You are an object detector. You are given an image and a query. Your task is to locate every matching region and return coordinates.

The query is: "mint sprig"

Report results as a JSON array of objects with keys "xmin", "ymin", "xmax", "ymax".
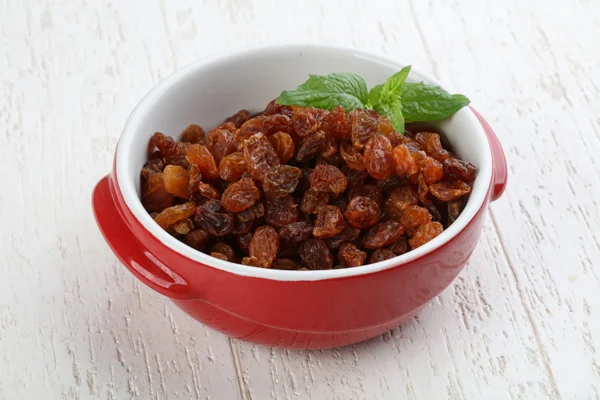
[{"xmin": 277, "ymin": 65, "xmax": 470, "ymax": 134}]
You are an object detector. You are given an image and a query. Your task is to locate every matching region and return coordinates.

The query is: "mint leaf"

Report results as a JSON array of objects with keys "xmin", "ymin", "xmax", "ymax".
[
  {"xmin": 277, "ymin": 72, "xmax": 368, "ymax": 110},
  {"xmin": 400, "ymin": 82, "xmax": 470, "ymax": 123},
  {"xmin": 379, "ymin": 65, "xmax": 411, "ymax": 105},
  {"xmin": 379, "ymin": 98, "xmax": 405, "ymax": 134},
  {"xmin": 368, "ymin": 84, "xmax": 384, "ymax": 110}
]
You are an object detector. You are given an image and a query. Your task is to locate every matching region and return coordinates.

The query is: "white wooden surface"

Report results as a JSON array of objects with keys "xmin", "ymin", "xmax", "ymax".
[{"xmin": 1, "ymin": 0, "xmax": 599, "ymax": 398}]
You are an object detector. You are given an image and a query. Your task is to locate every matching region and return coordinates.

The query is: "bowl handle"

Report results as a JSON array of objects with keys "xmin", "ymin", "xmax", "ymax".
[
  {"xmin": 92, "ymin": 175, "xmax": 191, "ymax": 299},
  {"xmin": 470, "ymin": 107, "xmax": 508, "ymax": 201}
]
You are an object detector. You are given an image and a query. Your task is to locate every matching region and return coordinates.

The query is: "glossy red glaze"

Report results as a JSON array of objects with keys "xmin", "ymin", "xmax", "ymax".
[{"xmin": 92, "ymin": 110, "xmax": 506, "ymax": 349}]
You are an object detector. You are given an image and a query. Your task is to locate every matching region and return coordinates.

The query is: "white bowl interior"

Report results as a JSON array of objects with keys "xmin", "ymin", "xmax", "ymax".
[{"xmin": 117, "ymin": 44, "xmax": 492, "ymax": 281}]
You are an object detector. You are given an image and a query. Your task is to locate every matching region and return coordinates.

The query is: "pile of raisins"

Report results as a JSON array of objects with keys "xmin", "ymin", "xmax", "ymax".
[{"xmin": 140, "ymin": 100, "xmax": 476, "ymax": 270}]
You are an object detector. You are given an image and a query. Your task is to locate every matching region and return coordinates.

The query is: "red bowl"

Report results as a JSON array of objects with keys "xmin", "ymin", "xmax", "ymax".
[{"xmin": 92, "ymin": 45, "xmax": 507, "ymax": 349}]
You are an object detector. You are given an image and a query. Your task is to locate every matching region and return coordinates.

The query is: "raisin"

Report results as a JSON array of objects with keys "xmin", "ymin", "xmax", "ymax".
[
  {"xmin": 187, "ymin": 164, "xmax": 202, "ymax": 200},
  {"xmin": 210, "ymin": 242, "xmax": 236, "ymax": 262},
  {"xmin": 393, "ymin": 145, "xmax": 418, "ymax": 178},
  {"xmin": 167, "ymin": 218, "xmax": 194, "ymax": 236},
  {"xmin": 350, "ymin": 109, "xmax": 378, "ymax": 150},
  {"xmin": 210, "ymin": 252, "xmax": 228, "ymax": 261},
  {"xmin": 431, "ymin": 149, "xmax": 451, "ymax": 163},
  {"xmin": 429, "ymin": 180, "xmax": 472, "ymax": 202},
  {"xmin": 272, "ymin": 258, "xmax": 300, "ymax": 270},
  {"xmin": 294, "ymin": 167, "xmax": 313, "ymax": 195},
  {"xmin": 250, "ymin": 201, "xmax": 265, "ymax": 219},
  {"xmin": 239, "ymin": 114, "xmax": 290, "ymax": 137},
  {"xmin": 236, "ymin": 232, "xmax": 253, "ymax": 254},
  {"xmin": 415, "ymin": 132, "xmax": 443, "ymax": 155},
  {"xmin": 401, "ymin": 136, "xmax": 422, "ymax": 153},
  {"xmin": 241, "ymin": 256, "xmax": 263, "ymax": 268},
  {"xmin": 296, "ymin": 130, "xmax": 326, "ymax": 161},
  {"xmin": 369, "ymin": 248, "xmax": 396, "ymax": 263},
  {"xmin": 243, "ymin": 132, "xmax": 280, "ymax": 180},
  {"xmin": 221, "ymin": 178, "xmax": 260, "ymax": 212},
  {"xmin": 150, "ymin": 132, "xmax": 190, "ymax": 168},
  {"xmin": 412, "ymin": 150, "xmax": 428, "ymax": 173},
  {"xmin": 409, "ymin": 222, "xmax": 444, "ymax": 249},
  {"xmin": 194, "ymin": 200, "xmax": 234, "ymax": 236},
  {"xmin": 300, "ymin": 189, "xmax": 329, "ymax": 214},
  {"xmin": 340, "ymin": 140, "xmax": 366, "ymax": 170},
  {"xmin": 338, "ymin": 243, "xmax": 367, "ymax": 268},
  {"xmin": 264, "ymin": 195, "xmax": 298, "ymax": 227},
  {"xmin": 180, "ymin": 124, "xmax": 206, "ymax": 144},
  {"xmin": 219, "ymin": 152, "xmax": 247, "ymax": 182},
  {"xmin": 325, "ymin": 227, "xmax": 360, "ymax": 250},
  {"xmin": 310, "ymin": 164, "xmax": 347, "ymax": 194},
  {"xmin": 263, "ymin": 165, "xmax": 302, "ymax": 198},
  {"xmin": 447, "ymin": 198, "xmax": 465, "ymax": 226},
  {"xmin": 249, "ymin": 226, "xmax": 279, "ymax": 268},
  {"xmin": 347, "ymin": 185, "xmax": 383, "ymax": 206},
  {"xmin": 299, "ymin": 239, "xmax": 333, "ymax": 270},
  {"xmin": 362, "ymin": 221, "xmax": 405, "ymax": 249},
  {"xmin": 444, "ymin": 158, "xmax": 477, "ymax": 182},
  {"xmin": 313, "ymin": 206, "xmax": 345, "ymax": 238},
  {"xmin": 233, "ymin": 217, "xmax": 253, "ymax": 235},
  {"xmin": 422, "ymin": 157, "xmax": 444, "ymax": 184},
  {"xmin": 344, "ymin": 196, "xmax": 381, "ymax": 229},
  {"xmin": 278, "ymin": 221, "xmax": 313, "ymax": 243},
  {"xmin": 401, "ymin": 205, "xmax": 432, "ymax": 236},
  {"xmin": 224, "ymin": 109, "xmax": 252, "ymax": 128},
  {"xmin": 291, "ymin": 106, "xmax": 320, "ymax": 137},
  {"xmin": 141, "ymin": 172, "xmax": 173, "ymax": 212},
  {"xmin": 330, "ymin": 194, "xmax": 348, "ymax": 212},
  {"xmin": 267, "ymin": 131, "xmax": 295, "ymax": 164},
  {"xmin": 384, "ymin": 186, "xmax": 419, "ymax": 221},
  {"xmin": 326, "ymin": 105, "xmax": 351, "ymax": 139},
  {"xmin": 388, "ymin": 235, "xmax": 409, "ymax": 255},
  {"xmin": 184, "ymin": 229, "xmax": 211, "ymax": 251},
  {"xmin": 263, "ymin": 99, "xmax": 294, "ymax": 118},
  {"xmin": 153, "ymin": 202, "xmax": 196, "ymax": 229},
  {"xmin": 198, "ymin": 181, "xmax": 221, "ymax": 200},
  {"xmin": 206, "ymin": 128, "xmax": 236, "ymax": 164},
  {"xmin": 342, "ymin": 166, "xmax": 368, "ymax": 188},
  {"xmin": 186, "ymin": 144, "xmax": 219, "ymax": 180},
  {"xmin": 319, "ymin": 135, "xmax": 338, "ymax": 158}
]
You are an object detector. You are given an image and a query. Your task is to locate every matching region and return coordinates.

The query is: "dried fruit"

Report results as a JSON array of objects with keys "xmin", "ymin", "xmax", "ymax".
[
  {"xmin": 162, "ymin": 165, "xmax": 189, "ymax": 199},
  {"xmin": 168, "ymin": 218, "xmax": 194, "ymax": 236},
  {"xmin": 186, "ymin": 144, "xmax": 219, "ymax": 180},
  {"xmin": 263, "ymin": 165, "xmax": 302, "ymax": 198},
  {"xmin": 224, "ymin": 110, "xmax": 252, "ymax": 128},
  {"xmin": 194, "ymin": 200, "xmax": 234, "ymax": 237},
  {"xmin": 310, "ymin": 164, "xmax": 347, "ymax": 194},
  {"xmin": 296, "ymin": 130, "xmax": 326, "ymax": 161},
  {"xmin": 362, "ymin": 221, "xmax": 405, "ymax": 249},
  {"xmin": 370, "ymin": 248, "xmax": 396, "ymax": 263},
  {"xmin": 350, "ymin": 109, "xmax": 378, "ymax": 150},
  {"xmin": 236, "ymin": 232, "xmax": 253, "ymax": 254},
  {"xmin": 141, "ymin": 171, "xmax": 172, "ymax": 212},
  {"xmin": 211, "ymin": 252, "xmax": 228, "ymax": 261},
  {"xmin": 150, "ymin": 132, "xmax": 190, "ymax": 167},
  {"xmin": 364, "ymin": 134, "xmax": 395, "ymax": 180},
  {"xmin": 210, "ymin": 242, "xmax": 236, "ymax": 262},
  {"xmin": 219, "ymin": 152, "xmax": 247, "ymax": 181},
  {"xmin": 409, "ymin": 222, "xmax": 444, "ymax": 249},
  {"xmin": 300, "ymin": 189, "xmax": 329, "ymax": 214},
  {"xmin": 340, "ymin": 140, "xmax": 366, "ymax": 170},
  {"xmin": 338, "ymin": 243, "xmax": 367, "ymax": 268},
  {"xmin": 344, "ymin": 196, "xmax": 381, "ymax": 229},
  {"xmin": 264, "ymin": 195, "xmax": 298, "ymax": 227},
  {"xmin": 221, "ymin": 178, "xmax": 260, "ymax": 212},
  {"xmin": 325, "ymin": 226, "xmax": 361, "ymax": 250},
  {"xmin": 384, "ymin": 185, "xmax": 419, "ymax": 221},
  {"xmin": 444, "ymin": 158, "xmax": 477, "ymax": 182},
  {"xmin": 388, "ymin": 235, "xmax": 409, "ymax": 255},
  {"xmin": 198, "ymin": 181, "xmax": 221, "ymax": 200},
  {"xmin": 263, "ymin": 99, "xmax": 294, "ymax": 117},
  {"xmin": 243, "ymin": 132, "xmax": 281, "ymax": 180},
  {"xmin": 249, "ymin": 226, "xmax": 279, "ymax": 268},
  {"xmin": 153, "ymin": 202, "xmax": 196, "ymax": 229},
  {"xmin": 347, "ymin": 185, "xmax": 383, "ymax": 206},
  {"xmin": 430, "ymin": 180, "xmax": 472, "ymax": 202},
  {"xmin": 326, "ymin": 105, "xmax": 351, "ymax": 139},
  {"xmin": 291, "ymin": 106, "xmax": 320, "ymax": 137},
  {"xmin": 206, "ymin": 128, "xmax": 236, "ymax": 164},
  {"xmin": 299, "ymin": 239, "xmax": 333, "ymax": 270},
  {"xmin": 313, "ymin": 206, "xmax": 346, "ymax": 238},
  {"xmin": 184, "ymin": 229, "xmax": 211, "ymax": 250},
  {"xmin": 415, "ymin": 132, "xmax": 443, "ymax": 155},
  {"xmin": 180, "ymin": 124, "xmax": 206, "ymax": 144},
  {"xmin": 422, "ymin": 157, "xmax": 444, "ymax": 184},
  {"xmin": 447, "ymin": 198, "xmax": 465, "ymax": 226},
  {"xmin": 401, "ymin": 205, "xmax": 432, "ymax": 236},
  {"xmin": 242, "ymin": 256, "xmax": 263, "ymax": 267},
  {"xmin": 267, "ymin": 132, "xmax": 295, "ymax": 164},
  {"xmin": 272, "ymin": 258, "xmax": 300, "ymax": 270},
  {"xmin": 393, "ymin": 145, "xmax": 418, "ymax": 178},
  {"xmin": 279, "ymin": 221, "xmax": 313, "ymax": 243}
]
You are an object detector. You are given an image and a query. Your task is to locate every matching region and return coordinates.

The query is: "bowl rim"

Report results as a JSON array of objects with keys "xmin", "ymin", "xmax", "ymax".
[{"xmin": 115, "ymin": 43, "xmax": 493, "ymax": 282}]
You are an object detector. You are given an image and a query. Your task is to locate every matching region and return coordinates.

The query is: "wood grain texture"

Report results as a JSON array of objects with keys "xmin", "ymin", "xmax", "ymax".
[{"xmin": 1, "ymin": 0, "xmax": 599, "ymax": 398}]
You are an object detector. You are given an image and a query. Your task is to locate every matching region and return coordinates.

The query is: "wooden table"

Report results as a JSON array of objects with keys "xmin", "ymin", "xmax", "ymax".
[{"xmin": 1, "ymin": 0, "xmax": 599, "ymax": 398}]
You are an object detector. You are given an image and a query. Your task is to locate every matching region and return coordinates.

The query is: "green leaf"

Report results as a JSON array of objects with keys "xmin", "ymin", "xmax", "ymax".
[
  {"xmin": 379, "ymin": 98, "xmax": 405, "ymax": 134},
  {"xmin": 400, "ymin": 82, "xmax": 471, "ymax": 123},
  {"xmin": 379, "ymin": 65, "xmax": 411, "ymax": 105},
  {"xmin": 277, "ymin": 72, "xmax": 368, "ymax": 110},
  {"xmin": 368, "ymin": 84, "xmax": 384, "ymax": 109}
]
